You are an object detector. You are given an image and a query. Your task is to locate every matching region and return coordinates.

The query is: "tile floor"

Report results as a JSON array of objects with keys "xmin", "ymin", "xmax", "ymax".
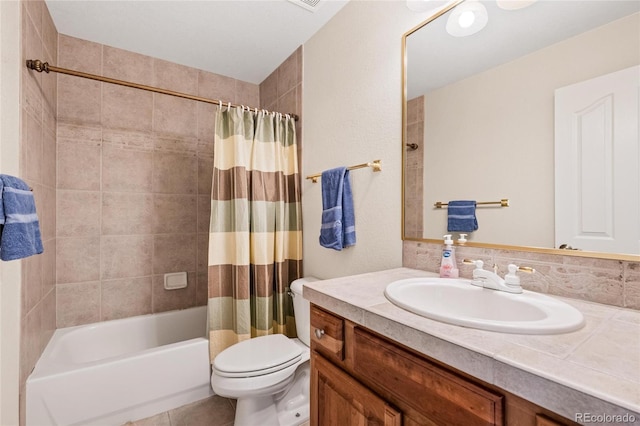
[
  {"xmin": 123, "ymin": 396, "xmax": 236, "ymax": 426},
  {"xmin": 124, "ymin": 396, "xmax": 311, "ymax": 426}
]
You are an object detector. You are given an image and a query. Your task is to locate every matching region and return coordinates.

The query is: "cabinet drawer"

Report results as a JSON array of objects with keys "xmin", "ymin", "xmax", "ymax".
[
  {"xmin": 310, "ymin": 305, "xmax": 344, "ymax": 362},
  {"xmin": 353, "ymin": 327, "xmax": 503, "ymax": 426}
]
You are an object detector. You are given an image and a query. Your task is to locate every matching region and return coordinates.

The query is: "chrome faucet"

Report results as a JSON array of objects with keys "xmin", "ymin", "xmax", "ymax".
[{"xmin": 463, "ymin": 259, "xmax": 535, "ymax": 294}]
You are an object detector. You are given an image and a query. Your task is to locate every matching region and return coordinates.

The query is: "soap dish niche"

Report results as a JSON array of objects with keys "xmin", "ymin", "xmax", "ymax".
[{"xmin": 164, "ymin": 272, "xmax": 188, "ymax": 290}]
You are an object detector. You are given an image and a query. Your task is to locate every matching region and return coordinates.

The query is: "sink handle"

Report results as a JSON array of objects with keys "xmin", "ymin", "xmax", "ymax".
[
  {"xmin": 462, "ymin": 259, "xmax": 484, "ymax": 269},
  {"xmin": 517, "ymin": 265, "xmax": 535, "ymax": 274}
]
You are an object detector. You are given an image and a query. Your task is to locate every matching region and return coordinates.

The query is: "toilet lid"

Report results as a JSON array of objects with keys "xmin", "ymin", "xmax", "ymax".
[{"xmin": 213, "ymin": 334, "xmax": 302, "ymax": 378}]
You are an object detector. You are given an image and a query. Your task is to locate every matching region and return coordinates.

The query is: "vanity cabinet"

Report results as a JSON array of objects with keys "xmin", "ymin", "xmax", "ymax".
[{"xmin": 309, "ymin": 305, "xmax": 577, "ymax": 426}]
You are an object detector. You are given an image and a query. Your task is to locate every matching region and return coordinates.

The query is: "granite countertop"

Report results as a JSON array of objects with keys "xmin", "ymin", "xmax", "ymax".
[{"xmin": 303, "ymin": 268, "xmax": 640, "ymax": 425}]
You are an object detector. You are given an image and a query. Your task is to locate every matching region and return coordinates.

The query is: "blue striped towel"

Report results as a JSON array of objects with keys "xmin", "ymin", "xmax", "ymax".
[
  {"xmin": 447, "ymin": 200, "xmax": 478, "ymax": 232},
  {"xmin": 319, "ymin": 167, "xmax": 356, "ymax": 251},
  {"xmin": 0, "ymin": 175, "xmax": 43, "ymax": 261}
]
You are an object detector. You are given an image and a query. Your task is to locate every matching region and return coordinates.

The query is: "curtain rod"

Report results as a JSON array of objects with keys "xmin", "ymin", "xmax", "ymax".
[{"xmin": 25, "ymin": 59, "xmax": 299, "ymax": 121}]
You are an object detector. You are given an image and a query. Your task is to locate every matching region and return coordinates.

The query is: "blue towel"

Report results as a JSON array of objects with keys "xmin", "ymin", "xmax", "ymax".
[
  {"xmin": 0, "ymin": 175, "xmax": 43, "ymax": 261},
  {"xmin": 447, "ymin": 200, "xmax": 478, "ymax": 232},
  {"xmin": 319, "ymin": 167, "xmax": 356, "ymax": 251}
]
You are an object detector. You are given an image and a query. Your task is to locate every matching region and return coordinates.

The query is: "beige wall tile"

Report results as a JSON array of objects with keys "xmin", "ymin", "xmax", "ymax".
[
  {"xmin": 152, "ymin": 273, "xmax": 196, "ymax": 313},
  {"xmin": 101, "ymin": 276, "xmax": 152, "ymax": 320},
  {"xmin": 22, "ymin": 253, "xmax": 43, "ymax": 314},
  {"xmin": 57, "ymin": 75, "xmax": 101, "ymax": 125},
  {"xmin": 153, "ymin": 58, "xmax": 198, "ymax": 94},
  {"xmin": 260, "ymin": 69, "xmax": 278, "ymax": 110},
  {"xmin": 41, "ymin": 287, "xmax": 56, "ymax": 346},
  {"xmin": 198, "ymin": 70, "xmax": 236, "ymax": 103},
  {"xmin": 102, "ymin": 144, "xmax": 153, "ymax": 193},
  {"xmin": 197, "ymin": 103, "xmax": 216, "ymax": 145},
  {"xmin": 624, "ymin": 262, "xmax": 640, "ymax": 309},
  {"xmin": 153, "ymin": 233, "xmax": 197, "ymax": 274},
  {"xmin": 39, "ymin": 185, "xmax": 56, "ymax": 241},
  {"xmin": 196, "ymin": 196, "xmax": 211, "ymax": 234},
  {"xmin": 103, "ymin": 45, "xmax": 154, "ymax": 86},
  {"xmin": 197, "ymin": 157, "xmax": 213, "ymax": 195},
  {"xmin": 103, "ymin": 84, "xmax": 153, "ymax": 132},
  {"xmin": 41, "ymin": 5, "xmax": 57, "ymax": 64},
  {"xmin": 101, "ymin": 235, "xmax": 153, "ymax": 280},
  {"xmin": 21, "ymin": 305, "xmax": 42, "ymax": 384},
  {"xmin": 276, "ymin": 86, "xmax": 298, "ymax": 118},
  {"xmin": 42, "ymin": 128, "xmax": 56, "ymax": 185},
  {"xmin": 25, "ymin": 111, "xmax": 43, "ymax": 182},
  {"xmin": 196, "ymin": 233, "xmax": 209, "ymax": 273},
  {"xmin": 152, "ymin": 151, "xmax": 197, "ymax": 194},
  {"xmin": 56, "ymin": 190, "xmax": 101, "ymax": 237},
  {"xmin": 236, "ymin": 80, "xmax": 259, "ymax": 107},
  {"xmin": 57, "ymin": 141, "xmax": 101, "ymax": 190},
  {"xmin": 153, "ymin": 94, "xmax": 198, "ymax": 138},
  {"xmin": 277, "ymin": 51, "xmax": 300, "ymax": 97},
  {"xmin": 153, "ymin": 194, "xmax": 197, "ymax": 234},
  {"xmin": 56, "ymin": 281, "xmax": 101, "ymax": 327},
  {"xmin": 102, "ymin": 192, "xmax": 154, "ymax": 235},
  {"xmin": 42, "ymin": 238, "xmax": 56, "ymax": 296},
  {"xmin": 57, "ymin": 34, "xmax": 102, "ymax": 74},
  {"xmin": 196, "ymin": 272, "xmax": 208, "ymax": 306},
  {"xmin": 57, "ymin": 237, "xmax": 100, "ymax": 283}
]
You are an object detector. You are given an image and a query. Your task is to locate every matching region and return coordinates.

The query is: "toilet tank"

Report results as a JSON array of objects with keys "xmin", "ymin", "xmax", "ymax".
[{"xmin": 290, "ymin": 277, "xmax": 318, "ymax": 347}]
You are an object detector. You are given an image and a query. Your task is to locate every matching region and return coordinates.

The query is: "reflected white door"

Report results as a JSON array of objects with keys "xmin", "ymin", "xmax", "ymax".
[{"xmin": 555, "ymin": 65, "xmax": 639, "ymax": 255}]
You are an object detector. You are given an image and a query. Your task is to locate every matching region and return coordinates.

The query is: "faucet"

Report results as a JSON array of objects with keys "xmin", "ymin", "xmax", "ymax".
[{"xmin": 463, "ymin": 259, "xmax": 535, "ymax": 294}]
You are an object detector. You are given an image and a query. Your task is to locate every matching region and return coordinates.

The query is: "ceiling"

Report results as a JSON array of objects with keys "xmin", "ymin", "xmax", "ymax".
[
  {"xmin": 407, "ymin": 0, "xmax": 640, "ymax": 98},
  {"xmin": 45, "ymin": 0, "xmax": 349, "ymax": 85}
]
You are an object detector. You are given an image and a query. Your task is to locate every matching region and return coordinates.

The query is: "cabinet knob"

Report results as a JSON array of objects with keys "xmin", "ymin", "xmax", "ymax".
[{"xmin": 315, "ymin": 328, "xmax": 325, "ymax": 339}]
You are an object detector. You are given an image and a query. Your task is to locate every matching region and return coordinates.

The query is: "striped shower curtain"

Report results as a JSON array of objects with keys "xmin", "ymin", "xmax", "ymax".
[{"xmin": 207, "ymin": 106, "xmax": 302, "ymax": 362}]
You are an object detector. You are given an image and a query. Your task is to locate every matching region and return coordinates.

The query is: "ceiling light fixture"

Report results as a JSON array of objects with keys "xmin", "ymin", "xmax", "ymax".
[{"xmin": 446, "ymin": 0, "xmax": 488, "ymax": 37}]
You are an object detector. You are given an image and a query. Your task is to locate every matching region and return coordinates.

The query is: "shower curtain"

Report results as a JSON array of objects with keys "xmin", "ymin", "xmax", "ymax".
[{"xmin": 207, "ymin": 106, "xmax": 302, "ymax": 361}]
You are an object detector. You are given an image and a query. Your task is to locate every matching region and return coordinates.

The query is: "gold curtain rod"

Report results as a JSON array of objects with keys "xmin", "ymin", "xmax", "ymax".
[
  {"xmin": 434, "ymin": 199, "xmax": 509, "ymax": 209},
  {"xmin": 25, "ymin": 59, "xmax": 299, "ymax": 121},
  {"xmin": 306, "ymin": 160, "xmax": 382, "ymax": 183}
]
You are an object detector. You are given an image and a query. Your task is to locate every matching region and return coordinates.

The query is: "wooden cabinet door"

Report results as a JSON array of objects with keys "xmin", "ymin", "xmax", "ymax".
[{"xmin": 310, "ymin": 352, "xmax": 401, "ymax": 426}]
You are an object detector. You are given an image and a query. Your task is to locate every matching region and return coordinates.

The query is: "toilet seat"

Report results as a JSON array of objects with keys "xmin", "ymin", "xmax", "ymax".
[{"xmin": 213, "ymin": 334, "xmax": 302, "ymax": 378}]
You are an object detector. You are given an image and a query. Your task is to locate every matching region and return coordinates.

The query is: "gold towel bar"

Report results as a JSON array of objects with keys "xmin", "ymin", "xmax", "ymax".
[
  {"xmin": 306, "ymin": 160, "xmax": 382, "ymax": 183},
  {"xmin": 434, "ymin": 199, "xmax": 509, "ymax": 209}
]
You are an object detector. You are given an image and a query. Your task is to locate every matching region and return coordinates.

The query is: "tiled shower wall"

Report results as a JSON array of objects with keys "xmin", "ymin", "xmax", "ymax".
[
  {"xmin": 55, "ymin": 35, "xmax": 261, "ymax": 327},
  {"xmin": 259, "ymin": 46, "xmax": 303, "ymax": 169},
  {"xmin": 404, "ymin": 96, "xmax": 424, "ymax": 239},
  {"xmin": 20, "ymin": 0, "xmax": 58, "ymax": 421},
  {"xmin": 403, "ymin": 241, "xmax": 640, "ymax": 310}
]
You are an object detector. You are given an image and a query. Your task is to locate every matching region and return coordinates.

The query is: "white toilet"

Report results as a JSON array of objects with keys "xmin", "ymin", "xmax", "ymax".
[{"xmin": 211, "ymin": 277, "xmax": 317, "ymax": 426}]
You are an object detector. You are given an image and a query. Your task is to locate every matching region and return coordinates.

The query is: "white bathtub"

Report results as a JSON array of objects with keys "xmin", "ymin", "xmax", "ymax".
[{"xmin": 26, "ymin": 306, "xmax": 214, "ymax": 426}]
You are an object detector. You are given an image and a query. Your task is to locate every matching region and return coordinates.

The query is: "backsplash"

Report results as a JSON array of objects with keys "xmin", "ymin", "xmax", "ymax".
[{"xmin": 403, "ymin": 240, "xmax": 640, "ymax": 310}]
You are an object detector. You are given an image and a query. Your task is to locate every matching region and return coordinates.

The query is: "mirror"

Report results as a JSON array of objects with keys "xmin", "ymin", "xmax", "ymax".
[{"xmin": 402, "ymin": 0, "xmax": 640, "ymax": 260}]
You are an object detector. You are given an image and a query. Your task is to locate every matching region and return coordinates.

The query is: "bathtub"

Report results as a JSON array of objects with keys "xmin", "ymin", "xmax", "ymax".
[{"xmin": 26, "ymin": 306, "xmax": 214, "ymax": 426}]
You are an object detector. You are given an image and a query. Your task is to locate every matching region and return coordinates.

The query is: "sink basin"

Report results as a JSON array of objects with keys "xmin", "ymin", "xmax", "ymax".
[{"xmin": 384, "ymin": 278, "xmax": 585, "ymax": 334}]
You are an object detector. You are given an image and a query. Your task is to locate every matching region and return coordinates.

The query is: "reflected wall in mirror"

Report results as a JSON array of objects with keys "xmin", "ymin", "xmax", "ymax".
[{"xmin": 403, "ymin": 0, "xmax": 640, "ymax": 258}]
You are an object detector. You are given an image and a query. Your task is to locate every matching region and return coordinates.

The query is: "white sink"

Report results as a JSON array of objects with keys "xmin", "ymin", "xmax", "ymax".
[{"xmin": 384, "ymin": 278, "xmax": 585, "ymax": 334}]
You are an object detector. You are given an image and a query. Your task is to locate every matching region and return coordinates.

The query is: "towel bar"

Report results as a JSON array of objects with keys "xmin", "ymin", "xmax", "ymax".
[
  {"xmin": 434, "ymin": 199, "xmax": 509, "ymax": 209},
  {"xmin": 306, "ymin": 160, "xmax": 382, "ymax": 183}
]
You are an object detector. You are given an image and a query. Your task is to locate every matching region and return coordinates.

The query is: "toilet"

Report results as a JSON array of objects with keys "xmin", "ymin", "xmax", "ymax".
[{"xmin": 210, "ymin": 277, "xmax": 317, "ymax": 426}]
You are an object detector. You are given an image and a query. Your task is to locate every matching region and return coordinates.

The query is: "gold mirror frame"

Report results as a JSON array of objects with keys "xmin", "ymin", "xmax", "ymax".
[{"xmin": 400, "ymin": 0, "xmax": 640, "ymax": 263}]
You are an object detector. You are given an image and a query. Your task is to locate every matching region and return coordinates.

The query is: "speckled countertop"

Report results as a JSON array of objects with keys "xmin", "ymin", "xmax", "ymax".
[{"xmin": 303, "ymin": 268, "xmax": 640, "ymax": 425}]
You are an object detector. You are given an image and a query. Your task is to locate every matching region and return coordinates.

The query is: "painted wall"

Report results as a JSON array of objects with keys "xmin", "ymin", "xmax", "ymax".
[
  {"xmin": 421, "ymin": 13, "xmax": 640, "ymax": 247},
  {"xmin": 302, "ymin": 1, "xmax": 425, "ymax": 279},
  {"xmin": 0, "ymin": 2, "xmax": 23, "ymax": 423}
]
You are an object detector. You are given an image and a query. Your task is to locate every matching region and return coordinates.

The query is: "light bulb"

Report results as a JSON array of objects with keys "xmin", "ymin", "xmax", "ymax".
[{"xmin": 458, "ymin": 10, "xmax": 475, "ymax": 28}]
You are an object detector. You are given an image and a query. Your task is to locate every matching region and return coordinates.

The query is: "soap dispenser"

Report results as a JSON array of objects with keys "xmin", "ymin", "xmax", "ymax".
[{"xmin": 439, "ymin": 234, "xmax": 459, "ymax": 278}]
